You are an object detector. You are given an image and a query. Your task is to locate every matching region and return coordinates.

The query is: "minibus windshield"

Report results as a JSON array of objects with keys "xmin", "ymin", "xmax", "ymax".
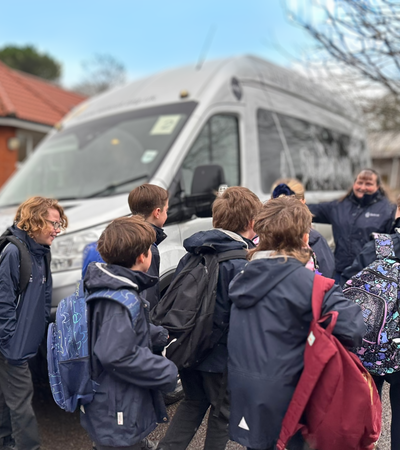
[{"xmin": 0, "ymin": 102, "xmax": 197, "ymax": 207}]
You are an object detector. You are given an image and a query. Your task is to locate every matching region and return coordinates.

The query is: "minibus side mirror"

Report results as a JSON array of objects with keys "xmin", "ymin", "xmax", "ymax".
[{"xmin": 185, "ymin": 164, "xmax": 226, "ymax": 217}]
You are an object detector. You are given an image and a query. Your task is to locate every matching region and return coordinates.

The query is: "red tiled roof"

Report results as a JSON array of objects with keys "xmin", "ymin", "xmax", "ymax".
[{"xmin": 0, "ymin": 61, "xmax": 86, "ymax": 126}]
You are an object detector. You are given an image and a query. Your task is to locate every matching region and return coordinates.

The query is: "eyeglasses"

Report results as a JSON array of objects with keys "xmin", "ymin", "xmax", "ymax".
[{"xmin": 45, "ymin": 219, "xmax": 62, "ymax": 231}]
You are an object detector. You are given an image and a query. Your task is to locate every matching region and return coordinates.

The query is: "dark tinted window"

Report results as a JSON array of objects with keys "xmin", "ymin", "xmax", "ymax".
[{"xmin": 181, "ymin": 114, "xmax": 240, "ymax": 195}]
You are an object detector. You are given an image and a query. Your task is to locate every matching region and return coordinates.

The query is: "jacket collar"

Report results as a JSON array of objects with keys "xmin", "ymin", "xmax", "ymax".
[
  {"xmin": 348, "ymin": 190, "xmax": 381, "ymax": 208},
  {"xmin": 84, "ymin": 262, "xmax": 158, "ymax": 293},
  {"xmin": 9, "ymin": 225, "xmax": 50, "ymax": 258},
  {"xmin": 151, "ymin": 224, "xmax": 167, "ymax": 246}
]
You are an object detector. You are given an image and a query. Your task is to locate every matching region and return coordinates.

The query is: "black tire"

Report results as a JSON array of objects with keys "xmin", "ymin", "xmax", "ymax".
[{"xmin": 163, "ymin": 376, "xmax": 184, "ymax": 405}]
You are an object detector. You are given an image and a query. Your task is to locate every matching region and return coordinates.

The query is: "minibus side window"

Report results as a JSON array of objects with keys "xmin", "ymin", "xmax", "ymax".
[
  {"xmin": 257, "ymin": 108, "xmax": 366, "ymax": 193},
  {"xmin": 180, "ymin": 114, "xmax": 240, "ymax": 195}
]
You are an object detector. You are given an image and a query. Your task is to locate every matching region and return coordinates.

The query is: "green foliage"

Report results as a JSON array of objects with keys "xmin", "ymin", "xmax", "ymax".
[{"xmin": 0, "ymin": 45, "xmax": 62, "ymax": 81}]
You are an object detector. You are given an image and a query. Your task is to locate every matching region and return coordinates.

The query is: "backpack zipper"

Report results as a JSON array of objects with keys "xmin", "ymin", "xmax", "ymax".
[{"xmin": 364, "ymin": 268, "xmax": 397, "ymax": 283}]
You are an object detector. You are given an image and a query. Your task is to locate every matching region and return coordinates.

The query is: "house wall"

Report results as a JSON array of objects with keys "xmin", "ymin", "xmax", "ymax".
[{"xmin": 0, "ymin": 126, "xmax": 17, "ymax": 188}]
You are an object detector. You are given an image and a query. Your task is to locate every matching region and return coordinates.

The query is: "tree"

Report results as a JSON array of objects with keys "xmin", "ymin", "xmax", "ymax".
[
  {"xmin": 0, "ymin": 45, "xmax": 61, "ymax": 81},
  {"xmin": 284, "ymin": 0, "xmax": 400, "ymax": 97},
  {"xmin": 73, "ymin": 54, "xmax": 127, "ymax": 96}
]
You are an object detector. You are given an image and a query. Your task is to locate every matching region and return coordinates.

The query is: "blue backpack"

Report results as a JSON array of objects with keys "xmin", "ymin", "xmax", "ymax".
[
  {"xmin": 343, "ymin": 233, "xmax": 400, "ymax": 376},
  {"xmin": 47, "ymin": 276, "xmax": 141, "ymax": 412}
]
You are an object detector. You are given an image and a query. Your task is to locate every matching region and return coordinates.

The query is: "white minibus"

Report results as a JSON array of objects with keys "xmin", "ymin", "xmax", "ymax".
[{"xmin": 0, "ymin": 54, "xmax": 369, "ymax": 315}]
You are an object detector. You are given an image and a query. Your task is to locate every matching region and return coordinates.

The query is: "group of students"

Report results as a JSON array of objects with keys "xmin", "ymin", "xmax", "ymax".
[{"xmin": 0, "ymin": 166, "xmax": 398, "ymax": 450}]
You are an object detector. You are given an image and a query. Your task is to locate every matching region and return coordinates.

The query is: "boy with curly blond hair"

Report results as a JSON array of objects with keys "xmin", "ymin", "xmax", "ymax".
[{"xmin": 0, "ymin": 196, "xmax": 67, "ymax": 450}]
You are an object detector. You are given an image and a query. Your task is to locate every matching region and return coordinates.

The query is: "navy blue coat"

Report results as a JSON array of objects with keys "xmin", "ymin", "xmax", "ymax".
[
  {"xmin": 228, "ymin": 254, "xmax": 365, "ymax": 449},
  {"xmin": 308, "ymin": 191, "xmax": 395, "ymax": 273},
  {"xmin": 0, "ymin": 225, "xmax": 51, "ymax": 365},
  {"xmin": 175, "ymin": 229, "xmax": 251, "ymax": 373},
  {"xmin": 81, "ymin": 263, "xmax": 177, "ymax": 447},
  {"xmin": 342, "ymin": 231, "xmax": 400, "ymax": 283},
  {"xmin": 309, "ymin": 228, "xmax": 335, "ymax": 278}
]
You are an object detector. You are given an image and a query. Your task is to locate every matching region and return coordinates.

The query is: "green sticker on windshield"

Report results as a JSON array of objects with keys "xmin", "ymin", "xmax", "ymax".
[{"xmin": 150, "ymin": 115, "xmax": 181, "ymax": 135}]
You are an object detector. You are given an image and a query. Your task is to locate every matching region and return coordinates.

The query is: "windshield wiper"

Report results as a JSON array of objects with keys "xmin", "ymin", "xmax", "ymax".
[{"xmin": 86, "ymin": 175, "xmax": 148, "ymax": 198}]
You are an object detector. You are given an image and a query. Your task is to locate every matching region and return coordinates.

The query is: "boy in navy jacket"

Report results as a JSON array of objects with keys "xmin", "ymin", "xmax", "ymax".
[
  {"xmin": 82, "ymin": 183, "xmax": 169, "ymax": 311},
  {"xmin": 82, "ymin": 216, "xmax": 177, "ymax": 450},
  {"xmin": 228, "ymin": 197, "xmax": 365, "ymax": 450},
  {"xmin": 157, "ymin": 187, "xmax": 262, "ymax": 450},
  {"xmin": 0, "ymin": 197, "xmax": 67, "ymax": 450}
]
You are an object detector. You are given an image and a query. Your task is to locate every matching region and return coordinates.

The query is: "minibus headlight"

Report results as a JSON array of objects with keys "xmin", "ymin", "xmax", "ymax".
[{"xmin": 50, "ymin": 225, "xmax": 108, "ymax": 273}]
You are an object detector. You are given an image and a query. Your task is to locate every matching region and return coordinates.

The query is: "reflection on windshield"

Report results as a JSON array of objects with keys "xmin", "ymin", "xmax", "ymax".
[{"xmin": 0, "ymin": 102, "xmax": 197, "ymax": 207}]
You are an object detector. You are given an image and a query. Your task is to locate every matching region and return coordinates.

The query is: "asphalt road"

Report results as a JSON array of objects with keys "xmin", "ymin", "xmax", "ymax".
[{"xmin": 33, "ymin": 382, "xmax": 391, "ymax": 450}]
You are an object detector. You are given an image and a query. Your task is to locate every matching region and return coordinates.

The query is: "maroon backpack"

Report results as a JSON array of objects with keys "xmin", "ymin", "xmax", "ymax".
[{"xmin": 277, "ymin": 275, "xmax": 382, "ymax": 450}]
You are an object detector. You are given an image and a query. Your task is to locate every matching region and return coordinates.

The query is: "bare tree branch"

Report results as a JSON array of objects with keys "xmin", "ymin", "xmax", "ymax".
[{"xmin": 284, "ymin": 0, "xmax": 400, "ymax": 96}]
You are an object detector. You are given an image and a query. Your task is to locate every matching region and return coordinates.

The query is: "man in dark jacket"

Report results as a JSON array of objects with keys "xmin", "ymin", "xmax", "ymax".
[
  {"xmin": 308, "ymin": 169, "xmax": 395, "ymax": 281},
  {"xmin": 0, "ymin": 197, "xmax": 67, "ymax": 450},
  {"xmin": 157, "ymin": 187, "xmax": 262, "ymax": 450},
  {"xmin": 82, "ymin": 216, "xmax": 177, "ymax": 450}
]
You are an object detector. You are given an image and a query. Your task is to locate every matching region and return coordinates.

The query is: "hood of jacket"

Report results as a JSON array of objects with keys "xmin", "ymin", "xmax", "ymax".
[
  {"xmin": 183, "ymin": 229, "xmax": 248, "ymax": 254},
  {"xmin": 230, "ymin": 253, "xmax": 304, "ymax": 309},
  {"xmin": 84, "ymin": 262, "xmax": 158, "ymax": 294},
  {"xmin": 9, "ymin": 225, "xmax": 50, "ymax": 259}
]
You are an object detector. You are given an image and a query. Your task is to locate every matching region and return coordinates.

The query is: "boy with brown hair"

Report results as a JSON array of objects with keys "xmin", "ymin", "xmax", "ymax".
[
  {"xmin": 82, "ymin": 184, "xmax": 169, "ymax": 310},
  {"xmin": 127, "ymin": 184, "xmax": 169, "ymax": 308},
  {"xmin": 157, "ymin": 186, "xmax": 262, "ymax": 450},
  {"xmin": 82, "ymin": 216, "xmax": 177, "ymax": 450}
]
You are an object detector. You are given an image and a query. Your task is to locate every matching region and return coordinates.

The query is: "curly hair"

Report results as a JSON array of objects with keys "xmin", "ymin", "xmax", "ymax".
[
  {"xmin": 14, "ymin": 197, "xmax": 68, "ymax": 235},
  {"xmin": 249, "ymin": 196, "xmax": 312, "ymax": 264}
]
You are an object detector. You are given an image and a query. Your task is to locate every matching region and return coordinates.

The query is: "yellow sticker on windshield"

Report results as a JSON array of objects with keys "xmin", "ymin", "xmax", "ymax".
[{"xmin": 150, "ymin": 115, "xmax": 181, "ymax": 135}]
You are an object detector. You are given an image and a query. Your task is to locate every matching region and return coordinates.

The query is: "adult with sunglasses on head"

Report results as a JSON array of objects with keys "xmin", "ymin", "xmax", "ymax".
[
  {"xmin": 0, "ymin": 197, "xmax": 67, "ymax": 450},
  {"xmin": 307, "ymin": 168, "xmax": 396, "ymax": 284}
]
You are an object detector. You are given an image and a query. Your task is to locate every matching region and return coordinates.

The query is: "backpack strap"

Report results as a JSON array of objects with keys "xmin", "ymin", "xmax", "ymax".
[
  {"xmin": 86, "ymin": 288, "xmax": 141, "ymax": 322},
  {"xmin": 217, "ymin": 248, "xmax": 248, "ymax": 262},
  {"xmin": 0, "ymin": 235, "xmax": 32, "ymax": 295},
  {"xmin": 277, "ymin": 274, "xmax": 336, "ymax": 450},
  {"xmin": 372, "ymin": 233, "xmax": 395, "ymax": 260}
]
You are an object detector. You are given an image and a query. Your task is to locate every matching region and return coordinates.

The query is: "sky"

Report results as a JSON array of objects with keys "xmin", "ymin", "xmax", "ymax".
[{"xmin": 0, "ymin": 0, "xmax": 314, "ymax": 89}]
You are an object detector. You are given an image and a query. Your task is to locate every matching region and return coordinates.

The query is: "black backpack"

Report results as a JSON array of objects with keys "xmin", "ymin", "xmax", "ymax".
[
  {"xmin": 0, "ymin": 228, "xmax": 51, "ymax": 295},
  {"xmin": 150, "ymin": 244, "xmax": 247, "ymax": 370}
]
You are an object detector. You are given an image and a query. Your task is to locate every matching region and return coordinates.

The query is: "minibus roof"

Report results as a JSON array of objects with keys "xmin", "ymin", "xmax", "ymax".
[{"xmin": 61, "ymin": 54, "xmax": 357, "ymax": 128}]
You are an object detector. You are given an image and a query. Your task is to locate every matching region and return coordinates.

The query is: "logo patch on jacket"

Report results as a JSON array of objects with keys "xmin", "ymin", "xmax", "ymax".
[
  {"xmin": 365, "ymin": 212, "xmax": 380, "ymax": 218},
  {"xmin": 238, "ymin": 416, "xmax": 250, "ymax": 430}
]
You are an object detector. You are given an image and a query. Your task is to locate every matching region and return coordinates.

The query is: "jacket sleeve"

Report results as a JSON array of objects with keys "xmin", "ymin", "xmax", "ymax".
[
  {"xmin": 93, "ymin": 306, "xmax": 178, "ymax": 393},
  {"xmin": 0, "ymin": 246, "xmax": 19, "ymax": 344},
  {"xmin": 308, "ymin": 201, "xmax": 335, "ymax": 224},
  {"xmin": 44, "ymin": 269, "xmax": 52, "ymax": 324},
  {"xmin": 341, "ymin": 240, "xmax": 376, "ymax": 284},
  {"xmin": 149, "ymin": 323, "xmax": 169, "ymax": 352},
  {"xmin": 321, "ymin": 284, "xmax": 366, "ymax": 347}
]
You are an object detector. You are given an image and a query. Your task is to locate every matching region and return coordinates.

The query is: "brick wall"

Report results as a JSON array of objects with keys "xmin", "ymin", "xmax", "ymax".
[{"xmin": 0, "ymin": 127, "xmax": 17, "ymax": 188}]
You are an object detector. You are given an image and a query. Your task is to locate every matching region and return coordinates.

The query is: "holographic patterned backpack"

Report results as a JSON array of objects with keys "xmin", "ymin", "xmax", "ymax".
[{"xmin": 343, "ymin": 233, "xmax": 400, "ymax": 376}]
